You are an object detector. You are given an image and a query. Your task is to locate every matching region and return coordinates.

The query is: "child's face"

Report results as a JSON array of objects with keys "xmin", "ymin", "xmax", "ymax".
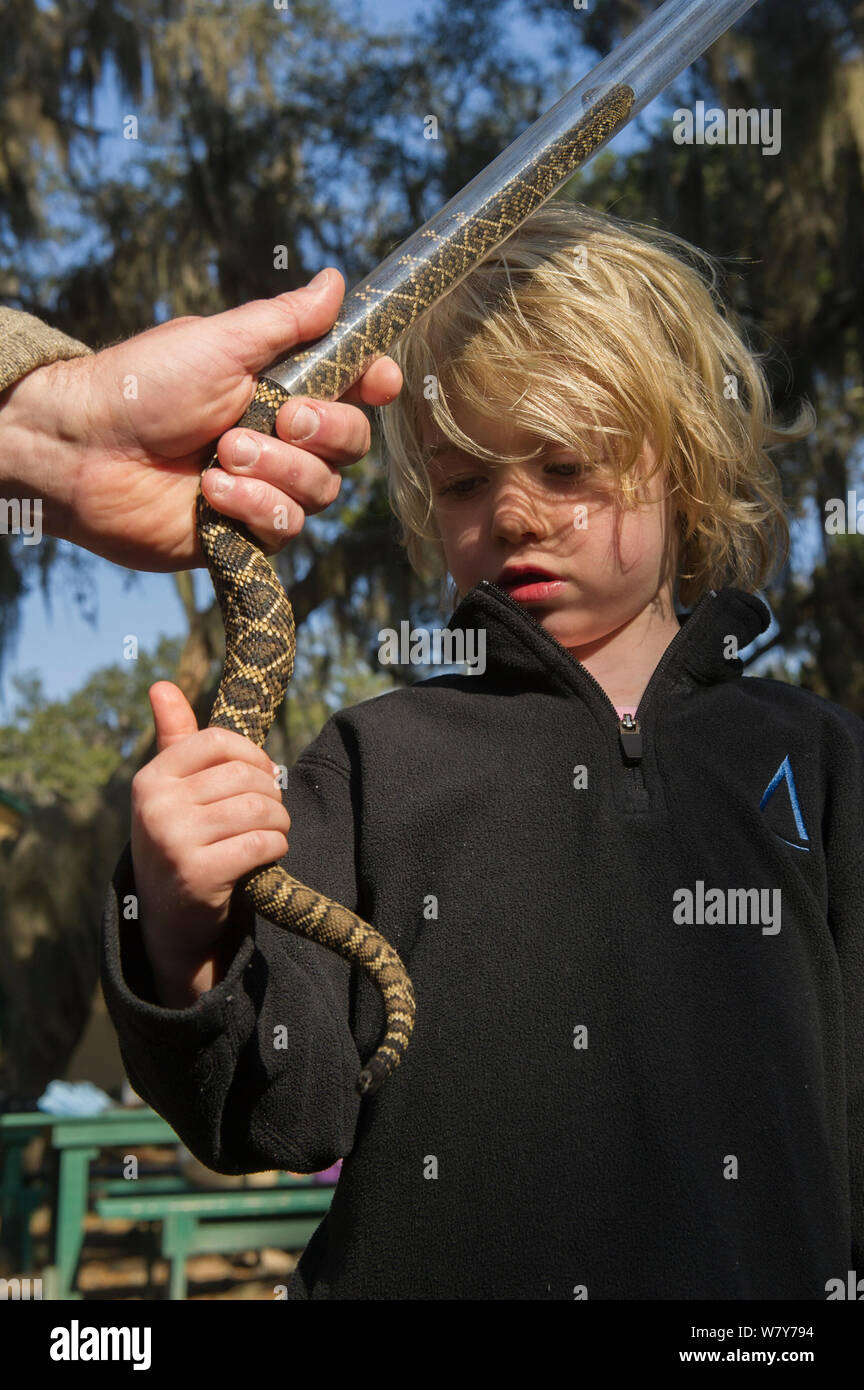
[{"xmin": 426, "ymin": 400, "xmax": 679, "ymax": 650}]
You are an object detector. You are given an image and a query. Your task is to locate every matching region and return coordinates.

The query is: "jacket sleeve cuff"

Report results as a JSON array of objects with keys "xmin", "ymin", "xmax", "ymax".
[{"xmin": 0, "ymin": 307, "xmax": 93, "ymax": 394}]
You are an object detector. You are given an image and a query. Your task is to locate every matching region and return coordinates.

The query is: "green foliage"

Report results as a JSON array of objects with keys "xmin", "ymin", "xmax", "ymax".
[{"xmin": 0, "ymin": 635, "xmax": 182, "ymax": 802}]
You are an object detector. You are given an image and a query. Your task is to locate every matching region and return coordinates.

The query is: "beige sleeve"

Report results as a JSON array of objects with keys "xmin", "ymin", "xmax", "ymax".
[{"xmin": 0, "ymin": 306, "xmax": 93, "ymax": 395}]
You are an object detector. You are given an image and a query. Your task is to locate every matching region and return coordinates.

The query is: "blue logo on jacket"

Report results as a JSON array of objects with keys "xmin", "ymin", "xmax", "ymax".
[{"xmin": 760, "ymin": 755, "xmax": 810, "ymax": 851}]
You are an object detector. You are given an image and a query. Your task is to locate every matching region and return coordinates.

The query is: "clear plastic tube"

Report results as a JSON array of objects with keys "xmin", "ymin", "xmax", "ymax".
[{"xmin": 267, "ymin": 0, "xmax": 759, "ymax": 399}]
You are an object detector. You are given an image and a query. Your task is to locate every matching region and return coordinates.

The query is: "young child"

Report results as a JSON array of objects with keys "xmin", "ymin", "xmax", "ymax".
[{"xmin": 100, "ymin": 200, "xmax": 864, "ymax": 1300}]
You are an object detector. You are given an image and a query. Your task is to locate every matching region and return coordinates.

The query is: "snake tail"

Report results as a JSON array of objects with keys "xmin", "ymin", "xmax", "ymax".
[{"xmin": 196, "ymin": 375, "xmax": 416, "ymax": 1096}]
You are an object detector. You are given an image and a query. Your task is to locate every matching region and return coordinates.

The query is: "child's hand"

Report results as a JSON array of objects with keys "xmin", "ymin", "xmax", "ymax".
[{"xmin": 131, "ymin": 682, "xmax": 291, "ymax": 982}]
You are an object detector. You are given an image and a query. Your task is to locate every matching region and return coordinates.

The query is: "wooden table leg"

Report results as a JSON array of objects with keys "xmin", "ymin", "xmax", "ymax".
[
  {"xmin": 163, "ymin": 1212, "xmax": 195, "ymax": 1301},
  {"xmin": 0, "ymin": 1137, "xmax": 25, "ymax": 1268},
  {"xmin": 52, "ymin": 1145, "xmax": 98, "ymax": 1300}
]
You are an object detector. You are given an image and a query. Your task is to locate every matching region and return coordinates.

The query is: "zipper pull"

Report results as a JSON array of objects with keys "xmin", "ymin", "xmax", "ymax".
[{"xmin": 618, "ymin": 713, "xmax": 643, "ymax": 763}]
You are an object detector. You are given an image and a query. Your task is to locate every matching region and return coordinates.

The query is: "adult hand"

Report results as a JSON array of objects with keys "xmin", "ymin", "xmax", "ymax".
[{"xmin": 0, "ymin": 269, "xmax": 402, "ymax": 570}]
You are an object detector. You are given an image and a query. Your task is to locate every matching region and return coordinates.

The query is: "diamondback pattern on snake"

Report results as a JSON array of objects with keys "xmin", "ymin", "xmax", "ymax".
[{"xmin": 196, "ymin": 377, "xmax": 416, "ymax": 1098}]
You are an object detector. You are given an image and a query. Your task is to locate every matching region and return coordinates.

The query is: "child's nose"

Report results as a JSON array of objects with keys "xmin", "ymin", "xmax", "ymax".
[{"xmin": 490, "ymin": 490, "xmax": 548, "ymax": 542}]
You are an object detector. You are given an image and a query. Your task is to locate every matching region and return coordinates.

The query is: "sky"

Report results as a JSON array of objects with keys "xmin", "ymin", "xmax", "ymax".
[{"xmin": 0, "ymin": 0, "xmax": 817, "ymax": 714}]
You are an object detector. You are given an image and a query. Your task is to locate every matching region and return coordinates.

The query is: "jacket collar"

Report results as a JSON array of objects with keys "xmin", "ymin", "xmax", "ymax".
[{"xmin": 445, "ymin": 583, "xmax": 771, "ymax": 695}]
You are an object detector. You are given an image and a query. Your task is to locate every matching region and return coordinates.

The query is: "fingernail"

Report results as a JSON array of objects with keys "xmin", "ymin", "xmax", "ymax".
[
  {"xmin": 233, "ymin": 433, "xmax": 260, "ymax": 468},
  {"xmin": 290, "ymin": 405, "xmax": 319, "ymax": 441},
  {"xmin": 306, "ymin": 268, "xmax": 330, "ymax": 292},
  {"xmin": 210, "ymin": 472, "xmax": 234, "ymax": 496}
]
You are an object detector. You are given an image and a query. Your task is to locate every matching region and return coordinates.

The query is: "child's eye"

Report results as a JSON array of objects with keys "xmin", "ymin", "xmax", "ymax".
[
  {"xmin": 547, "ymin": 461, "xmax": 584, "ymax": 478},
  {"xmin": 542, "ymin": 460, "xmax": 591, "ymax": 486},
  {"xmin": 438, "ymin": 476, "xmax": 479, "ymax": 497},
  {"xmin": 438, "ymin": 460, "xmax": 586, "ymax": 498}
]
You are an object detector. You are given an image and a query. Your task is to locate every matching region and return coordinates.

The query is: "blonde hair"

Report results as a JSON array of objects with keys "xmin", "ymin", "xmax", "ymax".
[{"xmin": 377, "ymin": 199, "xmax": 815, "ymax": 610}]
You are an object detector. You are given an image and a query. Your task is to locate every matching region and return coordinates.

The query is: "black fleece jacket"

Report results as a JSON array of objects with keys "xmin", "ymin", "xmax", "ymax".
[{"xmin": 100, "ymin": 583, "xmax": 864, "ymax": 1300}]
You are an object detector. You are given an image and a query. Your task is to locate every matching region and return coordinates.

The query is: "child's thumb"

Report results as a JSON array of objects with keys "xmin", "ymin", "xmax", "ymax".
[{"xmin": 149, "ymin": 682, "xmax": 199, "ymax": 754}]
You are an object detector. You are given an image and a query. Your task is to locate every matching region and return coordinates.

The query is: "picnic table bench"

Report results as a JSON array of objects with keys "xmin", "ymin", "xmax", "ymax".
[
  {"xmin": 94, "ymin": 1184, "xmax": 332, "ymax": 1300},
  {"xmin": 1, "ymin": 1106, "xmax": 335, "ymax": 1299}
]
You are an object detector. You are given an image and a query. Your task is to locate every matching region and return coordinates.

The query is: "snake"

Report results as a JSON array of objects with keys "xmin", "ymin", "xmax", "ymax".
[
  {"xmin": 193, "ymin": 84, "xmax": 635, "ymax": 1098},
  {"xmin": 195, "ymin": 390, "xmax": 416, "ymax": 1098}
]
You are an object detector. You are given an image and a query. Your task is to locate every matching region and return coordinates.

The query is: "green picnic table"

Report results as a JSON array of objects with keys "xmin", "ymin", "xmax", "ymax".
[
  {"xmin": 1, "ymin": 1105, "xmax": 336, "ymax": 1299},
  {"xmin": 1, "ymin": 1105, "xmax": 177, "ymax": 1297}
]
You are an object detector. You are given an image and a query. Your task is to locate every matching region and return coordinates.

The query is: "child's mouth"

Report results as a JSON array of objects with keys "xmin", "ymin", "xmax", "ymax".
[{"xmin": 500, "ymin": 575, "xmax": 566, "ymax": 601}]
